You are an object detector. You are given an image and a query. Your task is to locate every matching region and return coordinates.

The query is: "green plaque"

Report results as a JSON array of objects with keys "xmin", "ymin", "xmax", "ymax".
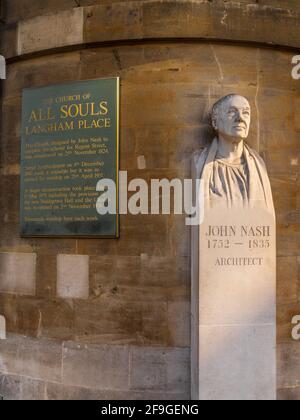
[{"xmin": 20, "ymin": 78, "xmax": 120, "ymax": 237}]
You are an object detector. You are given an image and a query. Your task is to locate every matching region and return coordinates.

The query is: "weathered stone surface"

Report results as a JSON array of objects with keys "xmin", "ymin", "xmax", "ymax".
[
  {"xmin": 0, "ymin": 373, "xmax": 21, "ymax": 400},
  {"xmin": 0, "ymin": 23, "xmax": 18, "ymax": 58},
  {"xmin": 277, "ymin": 257, "xmax": 299, "ymax": 305},
  {"xmin": 0, "ymin": 372, "xmax": 188, "ymax": 400},
  {"xmin": 278, "ymin": 386, "xmax": 300, "ymax": 401},
  {"xmin": 45, "ymin": 381, "xmax": 188, "ymax": 400},
  {"xmin": 129, "ymin": 346, "xmax": 190, "ymax": 394},
  {"xmin": 35, "ymin": 254, "xmax": 57, "ymax": 299},
  {"xmin": 62, "ymin": 341, "xmax": 129, "ymax": 390},
  {"xmin": 198, "ymin": 325, "xmax": 276, "ymax": 400},
  {"xmin": 19, "ymin": 376, "xmax": 46, "ymax": 400},
  {"xmin": 38, "ymin": 300, "xmax": 75, "ymax": 341},
  {"xmin": 18, "ymin": 8, "xmax": 84, "ymax": 56},
  {"xmin": 277, "ymin": 343, "xmax": 300, "ymax": 389},
  {"xmin": 4, "ymin": 1, "xmax": 300, "ymax": 27},
  {"xmin": 0, "ymin": 334, "xmax": 190, "ymax": 400},
  {"xmin": 2, "ymin": 1, "xmax": 300, "ymax": 59},
  {"xmin": 2, "ymin": 52, "xmax": 82, "ymax": 101},
  {"xmin": 0, "ymin": 315, "xmax": 6, "ymax": 339},
  {"xmin": 73, "ymin": 298, "xmax": 169, "ymax": 346},
  {"xmin": 0, "ymin": 335, "xmax": 62, "ymax": 382},
  {"xmin": 295, "ymin": 97, "xmax": 300, "ymax": 132},
  {"xmin": 2, "ymin": 0, "xmax": 299, "ymax": 57},
  {"xmin": 0, "ymin": 295, "xmax": 42, "ymax": 337},
  {"xmin": 62, "ymin": 341, "xmax": 190, "ymax": 395},
  {"xmin": 167, "ymin": 301, "xmax": 190, "ymax": 348},
  {"xmin": 277, "ymin": 302, "xmax": 300, "ymax": 343},
  {"xmin": 0, "ymin": 175, "xmax": 20, "ymax": 225},
  {"xmin": 0, "ymin": 252, "xmax": 36, "ymax": 295}
]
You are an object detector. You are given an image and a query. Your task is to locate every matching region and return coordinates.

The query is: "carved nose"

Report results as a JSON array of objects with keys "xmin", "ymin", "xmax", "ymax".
[{"xmin": 236, "ymin": 113, "xmax": 246, "ymax": 124}]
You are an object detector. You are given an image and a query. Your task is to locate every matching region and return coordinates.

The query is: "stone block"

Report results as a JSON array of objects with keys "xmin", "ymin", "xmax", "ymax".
[
  {"xmin": 129, "ymin": 347, "xmax": 166, "ymax": 391},
  {"xmin": 0, "ymin": 23, "xmax": 18, "ymax": 59},
  {"xmin": 5, "ymin": 0, "xmax": 79, "ymax": 24},
  {"xmin": 36, "ymin": 254, "xmax": 57, "ymax": 299},
  {"xmin": 277, "ymin": 227, "xmax": 300, "ymax": 257},
  {"xmin": 62, "ymin": 342, "xmax": 129, "ymax": 390},
  {"xmin": 277, "ymin": 386, "xmax": 300, "ymax": 401},
  {"xmin": 295, "ymin": 97, "xmax": 300, "ymax": 132},
  {"xmin": 0, "ymin": 315, "xmax": 6, "ymax": 339},
  {"xmin": 0, "ymin": 373, "xmax": 46, "ymax": 400},
  {"xmin": 129, "ymin": 346, "xmax": 190, "ymax": 394},
  {"xmin": 167, "ymin": 301, "xmax": 190, "ymax": 347},
  {"xmin": 38, "ymin": 300, "xmax": 75, "ymax": 341},
  {"xmin": 277, "ymin": 257, "xmax": 298, "ymax": 305},
  {"xmin": 0, "ymin": 373, "xmax": 21, "ymax": 400},
  {"xmin": 277, "ymin": 302, "xmax": 300, "ymax": 343},
  {"xmin": 19, "ymin": 376, "xmax": 46, "ymax": 400},
  {"xmin": 84, "ymin": 3, "xmax": 143, "ymax": 44},
  {"xmin": 18, "ymin": 7, "xmax": 84, "ymax": 55},
  {"xmin": 0, "ymin": 252, "xmax": 36, "ymax": 295},
  {"xmin": 0, "ymin": 334, "xmax": 62, "ymax": 383},
  {"xmin": 0, "ymin": 295, "xmax": 41, "ymax": 337},
  {"xmin": 165, "ymin": 348, "xmax": 190, "ymax": 395},
  {"xmin": 3, "ymin": 53, "xmax": 81, "ymax": 101},
  {"xmin": 198, "ymin": 258, "xmax": 276, "ymax": 327},
  {"xmin": 73, "ymin": 298, "xmax": 168, "ymax": 346},
  {"xmin": 198, "ymin": 325, "xmax": 276, "ymax": 400},
  {"xmin": 57, "ymin": 254, "xmax": 89, "ymax": 300},
  {"xmin": 277, "ymin": 342, "xmax": 300, "ymax": 389},
  {"xmin": 45, "ymin": 381, "xmax": 188, "ymax": 401},
  {"xmin": 0, "ymin": 175, "xmax": 20, "ymax": 225}
]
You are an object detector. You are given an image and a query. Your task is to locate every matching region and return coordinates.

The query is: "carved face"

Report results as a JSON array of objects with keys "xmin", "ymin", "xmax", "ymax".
[{"xmin": 212, "ymin": 95, "xmax": 251, "ymax": 141}]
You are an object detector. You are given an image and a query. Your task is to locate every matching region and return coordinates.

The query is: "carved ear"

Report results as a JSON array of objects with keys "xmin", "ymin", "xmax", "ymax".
[{"xmin": 211, "ymin": 114, "xmax": 218, "ymax": 131}]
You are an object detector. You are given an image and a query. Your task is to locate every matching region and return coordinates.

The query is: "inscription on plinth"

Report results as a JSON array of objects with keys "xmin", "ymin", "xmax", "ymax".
[{"xmin": 196, "ymin": 208, "xmax": 276, "ymax": 400}]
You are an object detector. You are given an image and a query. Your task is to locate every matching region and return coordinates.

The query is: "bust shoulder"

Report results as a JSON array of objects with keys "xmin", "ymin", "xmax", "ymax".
[{"xmin": 244, "ymin": 143, "xmax": 267, "ymax": 169}]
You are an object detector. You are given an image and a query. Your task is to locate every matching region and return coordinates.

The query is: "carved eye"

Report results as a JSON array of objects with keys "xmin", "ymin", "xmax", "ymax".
[{"xmin": 228, "ymin": 110, "xmax": 236, "ymax": 117}]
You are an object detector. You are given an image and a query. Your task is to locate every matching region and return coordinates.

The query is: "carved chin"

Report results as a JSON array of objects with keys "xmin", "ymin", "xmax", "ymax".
[
  {"xmin": 233, "ymin": 131, "xmax": 248, "ymax": 140},
  {"xmin": 235, "ymin": 127, "xmax": 248, "ymax": 136}
]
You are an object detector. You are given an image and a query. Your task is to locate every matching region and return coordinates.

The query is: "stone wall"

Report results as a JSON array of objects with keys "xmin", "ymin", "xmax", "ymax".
[{"xmin": 0, "ymin": 0, "xmax": 299, "ymax": 400}]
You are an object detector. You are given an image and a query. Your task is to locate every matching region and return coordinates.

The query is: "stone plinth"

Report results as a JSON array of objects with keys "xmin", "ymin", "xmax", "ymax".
[{"xmin": 192, "ymin": 206, "xmax": 276, "ymax": 400}]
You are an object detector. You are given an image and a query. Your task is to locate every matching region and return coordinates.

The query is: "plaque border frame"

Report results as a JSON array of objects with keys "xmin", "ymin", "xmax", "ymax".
[{"xmin": 19, "ymin": 77, "xmax": 120, "ymax": 239}]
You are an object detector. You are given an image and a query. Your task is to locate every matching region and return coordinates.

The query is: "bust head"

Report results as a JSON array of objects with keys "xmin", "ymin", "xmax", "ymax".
[{"xmin": 211, "ymin": 94, "xmax": 251, "ymax": 142}]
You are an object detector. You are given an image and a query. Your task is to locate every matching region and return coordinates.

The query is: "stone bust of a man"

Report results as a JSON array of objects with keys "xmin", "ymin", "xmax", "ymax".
[{"xmin": 196, "ymin": 94, "xmax": 274, "ymax": 211}]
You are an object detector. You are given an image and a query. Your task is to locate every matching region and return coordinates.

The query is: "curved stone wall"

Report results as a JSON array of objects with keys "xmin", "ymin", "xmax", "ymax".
[{"xmin": 2, "ymin": 0, "xmax": 300, "ymax": 59}]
